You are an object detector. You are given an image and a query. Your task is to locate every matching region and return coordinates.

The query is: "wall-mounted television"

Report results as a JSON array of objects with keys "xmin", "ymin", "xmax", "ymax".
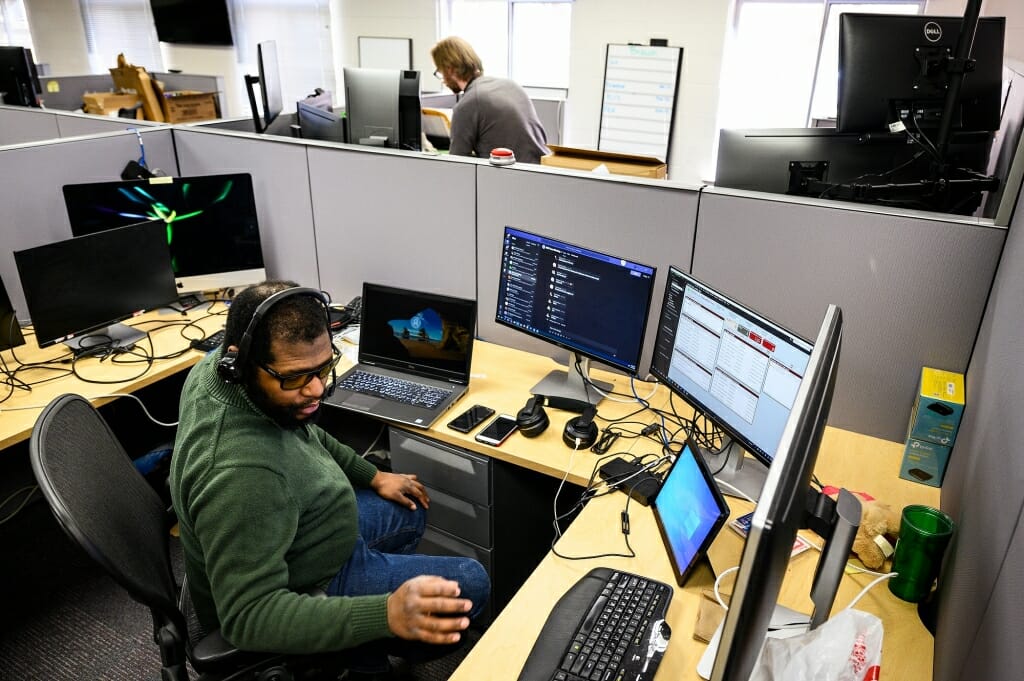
[{"xmin": 149, "ymin": 0, "xmax": 233, "ymax": 46}]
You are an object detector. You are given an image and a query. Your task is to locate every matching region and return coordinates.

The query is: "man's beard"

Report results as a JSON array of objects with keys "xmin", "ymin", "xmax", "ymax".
[{"xmin": 244, "ymin": 376, "xmax": 321, "ymax": 429}]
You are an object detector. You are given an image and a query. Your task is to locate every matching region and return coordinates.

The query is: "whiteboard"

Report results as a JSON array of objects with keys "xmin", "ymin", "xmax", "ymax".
[
  {"xmin": 598, "ymin": 44, "xmax": 683, "ymax": 161},
  {"xmin": 358, "ymin": 37, "xmax": 412, "ymax": 70}
]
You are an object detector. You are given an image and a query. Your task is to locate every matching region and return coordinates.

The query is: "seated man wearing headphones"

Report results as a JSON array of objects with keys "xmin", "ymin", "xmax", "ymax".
[{"xmin": 169, "ymin": 280, "xmax": 489, "ymax": 676}]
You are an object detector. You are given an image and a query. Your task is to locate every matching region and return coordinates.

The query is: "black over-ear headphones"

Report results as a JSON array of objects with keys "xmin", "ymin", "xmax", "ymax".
[
  {"xmin": 216, "ymin": 286, "xmax": 332, "ymax": 385},
  {"xmin": 516, "ymin": 394, "xmax": 550, "ymax": 438},
  {"xmin": 563, "ymin": 405, "xmax": 599, "ymax": 449}
]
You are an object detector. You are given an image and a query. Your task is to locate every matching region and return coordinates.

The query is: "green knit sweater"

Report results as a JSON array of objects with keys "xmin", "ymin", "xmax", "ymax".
[{"xmin": 169, "ymin": 351, "xmax": 391, "ymax": 654}]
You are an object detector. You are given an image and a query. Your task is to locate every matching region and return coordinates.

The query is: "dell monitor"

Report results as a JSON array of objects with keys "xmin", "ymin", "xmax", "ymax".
[
  {"xmin": 837, "ymin": 13, "xmax": 1004, "ymax": 134},
  {"xmin": 0, "ymin": 46, "xmax": 42, "ymax": 107},
  {"xmin": 649, "ymin": 267, "xmax": 814, "ymax": 501},
  {"xmin": 0, "ymin": 273, "xmax": 25, "ymax": 351},
  {"xmin": 708, "ymin": 305, "xmax": 859, "ymax": 681},
  {"xmin": 13, "ymin": 221, "xmax": 178, "ymax": 351},
  {"xmin": 62, "ymin": 173, "xmax": 266, "ymax": 294},
  {"xmin": 245, "ymin": 40, "xmax": 283, "ymax": 133},
  {"xmin": 495, "ymin": 226, "xmax": 657, "ymax": 409},
  {"xmin": 296, "ymin": 100, "xmax": 344, "ymax": 142},
  {"xmin": 343, "ymin": 67, "xmax": 422, "ymax": 150}
]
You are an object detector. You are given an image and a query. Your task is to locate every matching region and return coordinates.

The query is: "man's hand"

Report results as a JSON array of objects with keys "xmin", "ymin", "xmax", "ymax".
[
  {"xmin": 387, "ymin": 575, "xmax": 473, "ymax": 644},
  {"xmin": 370, "ymin": 471, "xmax": 430, "ymax": 511}
]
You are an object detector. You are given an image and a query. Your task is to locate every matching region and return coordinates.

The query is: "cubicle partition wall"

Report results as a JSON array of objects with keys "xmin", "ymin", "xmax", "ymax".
[
  {"xmin": 172, "ymin": 128, "xmax": 320, "ymax": 288},
  {"xmin": 692, "ymin": 189, "xmax": 1006, "ymax": 443},
  {"xmin": 935, "ymin": 168, "xmax": 1024, "ymax": 681},
  {"xmin": 306, "ymin": 146, "xmax": 478, "ymax": 302},
  {"xmin": 0, "ymin": 128, "xmax": 179, "ymax": 317},
  {"xmin": 38, "ymin": 72, "xmax": 227, "ymax": 119},
  {"xmin": 0, "ymin": 105, "xmax": 164, "ymax": 146},
  {"xmin": 474, "ymin": 165, "xmax": 701, "ymax": 374}
]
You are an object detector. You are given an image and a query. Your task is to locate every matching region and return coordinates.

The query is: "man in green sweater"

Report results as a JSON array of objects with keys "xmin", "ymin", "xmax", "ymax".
[{"xmin": 170, "ymin": 281, "xmax": 489, "ymax": 674}]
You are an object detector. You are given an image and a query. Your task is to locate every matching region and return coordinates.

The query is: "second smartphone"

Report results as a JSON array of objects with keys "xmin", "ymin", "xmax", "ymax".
[{"xmin": 474, "ymin": 414, "xmax": 519, "ymax": 446}]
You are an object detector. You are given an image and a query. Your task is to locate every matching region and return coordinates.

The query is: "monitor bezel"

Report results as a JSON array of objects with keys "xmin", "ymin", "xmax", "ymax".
[
  {"xmin": 648, "ymin": 266, "xmax": 814, "ymax": 468},
  {"xmin": 494, "ymin": 225, "xmax": 657, "ymax": 378}
]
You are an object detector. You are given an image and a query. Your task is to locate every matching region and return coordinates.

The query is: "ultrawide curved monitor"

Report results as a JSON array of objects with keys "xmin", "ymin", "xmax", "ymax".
[{"xmin": 63, "ymin": 173, "xmax": 265, "ymax": 294}]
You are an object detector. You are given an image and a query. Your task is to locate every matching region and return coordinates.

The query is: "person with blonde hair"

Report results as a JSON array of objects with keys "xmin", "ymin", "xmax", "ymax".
[{"xmin": 431, "ymin": 36, "xmax": 550, "ymax": 164}]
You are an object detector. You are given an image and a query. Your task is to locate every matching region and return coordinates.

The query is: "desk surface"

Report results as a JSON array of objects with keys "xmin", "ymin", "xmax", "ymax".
[
  {"xmin": 438, "ymin": 343, "xmax": 940, "ymax": 681},
  {"xmin": 0, "ymin": 303, "xmax": 226, "ymax": 450}
]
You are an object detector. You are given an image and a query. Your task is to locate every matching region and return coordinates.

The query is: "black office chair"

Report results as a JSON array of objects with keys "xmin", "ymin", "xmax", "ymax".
[{"xmin": 29, "ymin": 394, "xmax": 347, "ymax": 681}]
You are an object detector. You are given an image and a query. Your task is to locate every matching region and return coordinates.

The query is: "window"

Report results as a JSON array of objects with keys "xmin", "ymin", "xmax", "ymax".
[
  {"xmin": 718, "ymin": 0, "xmax": 924, "ymax": 130},
  {"xmin": 439, "ymin": 0, "xmax": 572, "ymax": 89},
  {"xmin": 79, "ymin": 0, "xmax": 164, "ymax": 73},
  {"xmin": 0, "ymin": 0, "xmax": 34, "ymax": 50},
  {"xmin": 229, "ymin": 0, "xmax": 334, "ymax": 113}
]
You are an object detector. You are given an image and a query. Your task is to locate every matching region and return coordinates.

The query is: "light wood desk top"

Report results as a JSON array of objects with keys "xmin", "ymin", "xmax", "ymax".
[
  {"xmin": 0, "ymin": 303, "xmax": 227, "ymax": 450},
  {"xmin": 443, "ymin": 347, "xmax": 941, "ymax": 681}
]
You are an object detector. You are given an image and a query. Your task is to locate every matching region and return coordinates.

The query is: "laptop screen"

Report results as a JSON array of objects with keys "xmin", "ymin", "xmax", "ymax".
[
  {"xmin": 358, "ymin": 282, "xmax": 477, "ymax": 383},
  {"xmin": 652, "ymin": 440, "xmax": 730, "ymax": 585}
]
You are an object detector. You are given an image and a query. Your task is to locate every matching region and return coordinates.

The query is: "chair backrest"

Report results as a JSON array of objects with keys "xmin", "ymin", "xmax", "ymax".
[{"xmin": 29, "ymin": 394, "xmax": 184, "ymax": 632}]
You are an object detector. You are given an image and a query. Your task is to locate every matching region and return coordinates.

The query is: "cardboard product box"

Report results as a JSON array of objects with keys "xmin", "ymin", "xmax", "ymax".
[
  {"xmin": 540, "ymin": 145, "xmax": 667, "ymax": 179},
  {"xmin": 160, "ymin": 90, "xmax": 218, "ymax": 123},
  {"xmin": 82, "ymin": 91, "xmax": 142, "ymax": 117},
  {"xmin": 900, "ymin": 437, "xmax": 951, "ymax": 487},
  {"xmin": 908, "ymin": 367, "xmax": 965, "ymax": 446}
]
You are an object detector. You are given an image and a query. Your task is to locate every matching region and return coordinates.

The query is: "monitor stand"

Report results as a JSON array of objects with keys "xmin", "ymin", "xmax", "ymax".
[
  {"xmin": 698, "ymin": 440, "xmax": 768, "ymax": 502},
  {"xmin": 63, "ymin": 323, "xmax": 146, "ymax": 353},
  {"xmin": 530, "ymin": 351, "xmax": 611, "ymax": 412}
]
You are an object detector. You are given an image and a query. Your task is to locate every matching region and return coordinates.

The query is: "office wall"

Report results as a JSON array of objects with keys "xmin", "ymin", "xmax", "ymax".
[
  {"xmin": 935, "ymin": 166, "xmax": 1024, "ymax": 681},
  {"xmin": 691, "ymin": 190, "xmax": 1006, "ymax": 443},
  {"xmin": 171, "ymin": 128, "xmax": 320, "ymax": 289},
  {"xmin": 475, "ymin": 165, "xmax": 701, "ymax": 375},
  {"xmin": 567, "ymin": 1, "xmax": 730, "ymax": 184},
  {"xmin": 926, "ymin": 0, "xmax": 1024, "ymax": 62},
  {"xmin": 0, "ymin": 129, "xmax": 179, "ymax": 318},
  {"xmin": 23, "ymin": 0, "xmax": 88, "ymax": 76},
  {"xmin": 307, "ymin": 145, "xmax": 477, "ymax": 301}
]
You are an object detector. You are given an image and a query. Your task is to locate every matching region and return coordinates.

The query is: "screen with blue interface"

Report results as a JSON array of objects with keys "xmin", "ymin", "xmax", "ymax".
[
  {"xmin": 650, "ymin": 267, "xmax": 813, "ymax": 466},
  {"xmin": 495, "ymin": 226, "xmax": 656, "ymax": 375},
  {"xmin": 653, "ymin": 440, "xmax": 729, "ymax": 585}
]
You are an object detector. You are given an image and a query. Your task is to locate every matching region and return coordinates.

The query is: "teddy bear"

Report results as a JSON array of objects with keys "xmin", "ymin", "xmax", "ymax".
[{"xmin": 851, "ymin": 498, "xmax": 902, "ymax": 570}]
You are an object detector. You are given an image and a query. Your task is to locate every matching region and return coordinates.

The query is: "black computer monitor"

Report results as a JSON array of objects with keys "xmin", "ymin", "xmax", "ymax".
[
  {"xmin": 709, "ymin": 305, "xmax": 857, "ymax": 681},
  {"xmin": 649, "ymin": 267, "xmax": 814, "ymax": 501},
  {"xmin": 837, "ymin": 13, "xmax": 1004, "ymax": 134},
  {"xmin": 343, "ymin": 67, "xmax": 422, "ymax": 150},
  {"xmin": 296, "ymin": 101, "xmax": 344, "ymax": 142},
  {"xmin": 62, "ymin": 173, "xmax": 266, "ymax": 294},
  {"xmin": 495, "ymin": 226, "xmax": 657, "ymax": 409},
  {"xmin": 0, "ymin": 273, "xmax": 25, "ymax": 351},
  {"xmin": 13, "ymin": 221, "xmax": 178, "ymax": 350},
  {"xmin": 245, "ymin": 40, "xmax": 283, "ymax": 133},
  {"xmin": 0, "ymin": 46, "xmax": 42, "ymax": 108}
]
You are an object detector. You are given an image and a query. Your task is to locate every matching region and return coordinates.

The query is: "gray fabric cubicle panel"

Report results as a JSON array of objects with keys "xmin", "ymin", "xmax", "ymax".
[
  {"xmin": 172, "ymin": 129, "xmax": 318, "ymax": 289},
  {"xmin": 306, "ymin": 147, "xmax": 477, "ymax": 302},
  {"xmin": 475, "ymin": 165, "xmax": 699, "ymax": 374},
  {"xmin": 934, "ymin": 195, "xmax": 1024, "ymax": 681},
  {"xmin": 0, "ymin": 106, "xmax": 59, "ymax": 145},
  {"xmin": 54, "ymin": 113, "xmax": 163, "ymax": 139},
  {"xmin": 692, "ymin": 191, "xmax": 1005, "ymax": 443},
  {"xmin": 0, "ymin": 129, "xmax": 179, "ymax": 318}
]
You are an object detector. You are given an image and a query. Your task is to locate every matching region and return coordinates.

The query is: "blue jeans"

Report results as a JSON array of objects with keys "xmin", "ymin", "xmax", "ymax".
[{"xmin": 326, "ymin": 489, "xmax": 490, "ymax": 670}]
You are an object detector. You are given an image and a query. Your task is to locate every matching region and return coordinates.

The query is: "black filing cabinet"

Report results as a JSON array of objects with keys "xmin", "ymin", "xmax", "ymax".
[{"xmin": 389, "ymin": 427, "xmax": 577, "ymax": 620}]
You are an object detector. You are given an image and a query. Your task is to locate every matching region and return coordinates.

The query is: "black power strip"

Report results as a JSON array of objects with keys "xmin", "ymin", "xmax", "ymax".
[{"xmin": 598, "ymin": 457, "xmax": 662, "ymax": 506}]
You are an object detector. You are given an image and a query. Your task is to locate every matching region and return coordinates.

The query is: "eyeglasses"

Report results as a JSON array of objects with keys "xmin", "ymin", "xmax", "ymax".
[
  {"xmin": 433, "ymin": 69, "xmax": 443, "ymax": 80},
  {"xmin": 259, "ymin": 347, "xmax": 341, "ymax": 391}
]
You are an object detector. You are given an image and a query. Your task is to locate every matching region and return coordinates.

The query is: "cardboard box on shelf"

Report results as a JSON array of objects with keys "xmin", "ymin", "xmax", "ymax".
[
  {"xmin": 109, "ymin": 54, "xmax": 164, "ymax": 122},
  {"xmin": 540, "ymin": 145, "xmax": 667, "ymax": 179},
  {"xmin": 908, "ymin": 367, "xmax": 965, "ymax": 446},
  {"xmin": 82, "ymin": 91, "xmax": 142, "ymax": 117},
  {"xmin": 160, "ymin": 90, "xmax": 218, "ymax": 123}
]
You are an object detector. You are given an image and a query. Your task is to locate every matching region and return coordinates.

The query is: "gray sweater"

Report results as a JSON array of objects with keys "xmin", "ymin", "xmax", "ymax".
[{"xmin": 449, "ymin": 76, "xmax": 550, "ymax": 164}]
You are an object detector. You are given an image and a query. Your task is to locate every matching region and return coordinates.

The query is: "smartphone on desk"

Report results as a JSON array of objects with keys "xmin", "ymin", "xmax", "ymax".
[
  {"xmin": 447, "ymin": 404, "xmax": 495, "ymax": 433},
  {"xmin": 474, "ymin": 414, "xmax": 518, "ymax": 446}
]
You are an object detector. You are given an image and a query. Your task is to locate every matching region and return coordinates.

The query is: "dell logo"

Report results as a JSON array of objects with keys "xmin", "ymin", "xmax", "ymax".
[{"xmin": 924, "ymin": 22, "xmax": 943, "ymax": 43}]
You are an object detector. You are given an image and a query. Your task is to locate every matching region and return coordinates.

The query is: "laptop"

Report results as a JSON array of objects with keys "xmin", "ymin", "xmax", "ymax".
[{"xmin": 325, "ymin": 282, "xmax": 477, "ymax": 428}]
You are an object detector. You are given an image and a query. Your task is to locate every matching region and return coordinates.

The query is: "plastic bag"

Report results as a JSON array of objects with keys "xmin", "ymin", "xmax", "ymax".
[{"xmin": 750, "ymin": 608, "xmax": 883, "ymax": 681}]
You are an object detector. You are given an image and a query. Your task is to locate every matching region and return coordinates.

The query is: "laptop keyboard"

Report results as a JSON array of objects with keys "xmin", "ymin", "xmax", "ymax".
[
  {"xmin": 517, "ymin": 568, "xmax": 672, "ymax": 681},
  {"xmin": 338, "ymin": 370, "xmax": 451, "ymax": 408}
]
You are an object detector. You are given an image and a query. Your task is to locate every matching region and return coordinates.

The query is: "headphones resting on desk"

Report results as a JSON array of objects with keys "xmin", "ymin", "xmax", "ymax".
[
  {"xmin": 563, "ymin": 405, "xmax": 599, "ymax": 449},
  {"xmin": 216, "ymin": 287, "xmax": 333, "ymax": 385},
  {"xmin": 516, "ymin": 395, "xmax": 550, "ymax": 438}
]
